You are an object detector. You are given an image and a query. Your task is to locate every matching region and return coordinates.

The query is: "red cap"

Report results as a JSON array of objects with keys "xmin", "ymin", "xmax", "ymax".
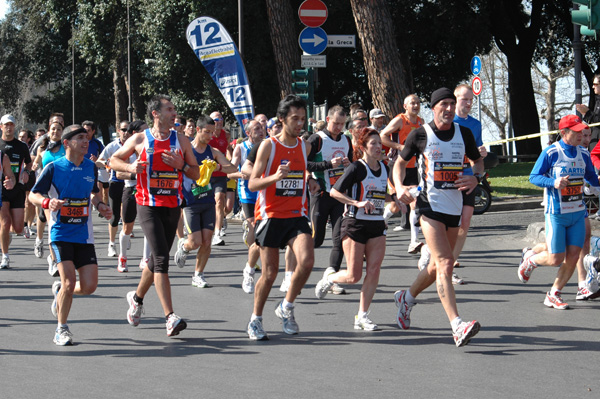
[{"xmin": 559, "ymin": 114, "xmax": 588, "ymax": 132}]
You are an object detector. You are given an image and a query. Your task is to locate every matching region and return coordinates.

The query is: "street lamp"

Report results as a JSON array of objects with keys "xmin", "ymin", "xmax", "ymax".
[{"xmin": 127, "ymin": 0, "xmax": 132, "ymax": 121}]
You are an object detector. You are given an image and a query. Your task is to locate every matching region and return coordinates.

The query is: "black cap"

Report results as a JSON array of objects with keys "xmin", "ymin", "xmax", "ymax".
[
  {"xmin": 62, "ymin": 124, "xmax": 87, "ymax": 141},
  {"xmin": 430, "ymin": 88, "xmax": 456, "ymax": 108}
]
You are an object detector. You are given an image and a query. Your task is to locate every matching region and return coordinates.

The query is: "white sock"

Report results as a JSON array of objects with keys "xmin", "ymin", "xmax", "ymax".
[
  {"xmin": 36, "ymin": 238, "xmax": 43, "ymax": 245},
  {"xmin": 119, "ymin": 231, "xmax": 130, "ymax": 257},
  {"xmin": 550, "ymin": 287, "xmax": 561, "ymax": 296},
  {"xmin": 383, "ymin": 205, "xmax": 394, "ymax": 222},
  {"xmin": 410, "ymin": 211, "xmax": 419, "ymax": 243},
  {"xmin": 109, "ymin": 240, "xmax": 115, "ymax": 247},
  {"xmin": 194, "ymin": 271, "xmax": 203, "ymax": 277},
  {"xmin": 579, "ymin": 281, "xmax": 587, "ymax": 289},
  {"xmin": 143, "ymin": 238, "xmax": 151, "ymax": 258},
  {"xmin": 451, "ymin": 316, "xmax": 463, "ymax": 332},
  {"xmin": 358, "ymin": 310, "xmax": 368, "ymax": 319},
  {"xmin": 282, "ymin": 299, "xmax": 294, "ymax": 309},
  {"xmin": 405, "ymin": 290, "xmax": 416, "ymax": 304},
  {"xmin": 244, "ymin": 263, "xmax": 255, "ymax": 275},
  {"xmin": 250, "ymin": 314, "xmax": 261, "ymax": 321},
  {"xmin": 285, "ymin": 271, "xmax": 293, "ymax": 280}
]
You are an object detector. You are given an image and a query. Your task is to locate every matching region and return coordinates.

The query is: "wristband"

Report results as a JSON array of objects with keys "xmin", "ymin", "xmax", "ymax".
[
  {"xmin": 42, "ymin": 198, "xmax": 50, "ymax": 209},
  {"xmin": 97, "ymin": 201, "xmax": 106, "ymax": 208}
]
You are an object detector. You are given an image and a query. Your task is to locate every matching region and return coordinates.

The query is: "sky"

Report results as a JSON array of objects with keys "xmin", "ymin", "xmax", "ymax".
[{"xmin": 0, "ymin": 1, "xmax": 7, "ymax": 19}]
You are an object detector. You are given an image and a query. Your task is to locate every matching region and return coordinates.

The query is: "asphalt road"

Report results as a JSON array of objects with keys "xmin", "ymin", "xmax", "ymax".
[{"xmin": 1, "ymin": 206, "xmax": 599, "ymax": 398}]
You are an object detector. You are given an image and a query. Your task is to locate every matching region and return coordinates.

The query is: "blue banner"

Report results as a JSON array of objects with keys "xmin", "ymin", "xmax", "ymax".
[{"xmin": 186, "ymin": 16, "xmax": 254, "ymax": 135}]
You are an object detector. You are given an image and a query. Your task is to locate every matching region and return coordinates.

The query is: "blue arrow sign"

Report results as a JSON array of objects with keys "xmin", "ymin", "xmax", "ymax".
[
  {"xmin": 299, "ymin": 27, "xmax": 328, "ymax": 55},
  {"xmin": 470, "ymin": 56, "xmax": 482, "ymax": 76}
]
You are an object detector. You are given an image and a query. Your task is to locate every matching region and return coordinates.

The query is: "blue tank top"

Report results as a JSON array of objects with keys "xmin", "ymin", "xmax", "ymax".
[
  {"xmin": 42, "ymin": 145, "xmax": 66, "ymax": 168},
  {"xmin": 237, "ymin": 140, "xmax": 258, "ymax": 204},
  {"xmin": 182, "ymin": 144, "xmax": 216, "ymax": 206}
]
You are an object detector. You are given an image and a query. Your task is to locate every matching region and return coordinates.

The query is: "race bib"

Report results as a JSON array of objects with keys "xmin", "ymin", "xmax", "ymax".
[
  {"xmin": 275, "ymin": 170, "xmax": 304, "ymax": 196},
  {"xmin": 149, "ymin": 171, "xmax": 179, "ymax": 196},
  {"xmin": 192, "ymin": 182, "xmax": 212, "ymax": 200},
  {"xmin": 326, "ymin": 167, "xmax": 344, "ymax": 190},
  {"xmin": 561, "ymin": 178, "xmax": 583, "ymax": 203},
  {"xmin": 59, "ymin": 198, "xmax": 89, "ymax": 224},
  {"xmin": 433, "ymin": 162, "xmax": 462, "ymax": 189},
  {"xmin": 366, "ymin": 190, "xmax": 386, "ymax": 216}
]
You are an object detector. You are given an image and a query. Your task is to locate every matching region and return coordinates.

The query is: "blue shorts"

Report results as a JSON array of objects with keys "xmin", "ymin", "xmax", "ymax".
[{"xmin": 545, "ymin": 211, "xmax": 586, "ymax": 254}]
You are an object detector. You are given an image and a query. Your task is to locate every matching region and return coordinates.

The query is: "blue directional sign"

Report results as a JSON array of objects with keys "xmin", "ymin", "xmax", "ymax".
[
  {"xmin": 299, "ymin": 27, "xmax": 328, "ymax": 55},
  {"xmin": 470, "ymin": 56, "xmax": 482, "ymax": 76}
]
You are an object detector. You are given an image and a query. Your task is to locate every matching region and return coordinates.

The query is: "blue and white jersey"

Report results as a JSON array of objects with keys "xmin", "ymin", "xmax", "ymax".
[
  {"xmin": 531, "ymin": 140, "xmax": 599, "ymax": 215},
  {"xmin": 182, "ymin": 144, "xmax": 216, "ymax": 206},
  {"xmin": 237, "ymin": 140, "xmax": 258, "ymax": 204},
  {"xmin": 99, "ymin": 140, "xmax": 124, "ymax": 183},
  {"xmin": 32, "ymin": 157, "xmax": 99, "ymax": 244}
]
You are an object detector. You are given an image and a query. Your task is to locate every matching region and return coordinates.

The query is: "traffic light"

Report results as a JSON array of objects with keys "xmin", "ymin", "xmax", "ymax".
[
  {"xmin": 572, "ymin": 0, "xmax": 600, "ymax": 38},
  {"xmin": 291, "ymin": 68, "xmax": 314, "ymax": 106}
]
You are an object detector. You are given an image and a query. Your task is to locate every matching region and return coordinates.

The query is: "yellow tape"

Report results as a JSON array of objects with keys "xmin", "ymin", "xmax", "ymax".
[{"xmin": 483, "ymin": 122, "xmax": 600, "ymax": 146}]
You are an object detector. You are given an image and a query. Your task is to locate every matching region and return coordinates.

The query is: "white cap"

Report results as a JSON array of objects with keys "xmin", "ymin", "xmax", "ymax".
[
  {"xmin": 1, "ymin": 114, "xmax": 16, "ymax": 125},
  {"xmin": 369, "ymin": 109, "xmax": 385, "ymax": 119}
]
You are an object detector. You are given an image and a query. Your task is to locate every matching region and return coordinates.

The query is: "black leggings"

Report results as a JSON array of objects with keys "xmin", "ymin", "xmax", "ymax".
[
  {"xmin": 108, "ymin": 181, "xmax": 125, "ymax": 227},
  {"xmin": 310, "ymin": 191, "xmax": 344, "ymax": 272},
  {"xmin": 137, "ymin": 205, "xmax": 180, "ymax": 274}
]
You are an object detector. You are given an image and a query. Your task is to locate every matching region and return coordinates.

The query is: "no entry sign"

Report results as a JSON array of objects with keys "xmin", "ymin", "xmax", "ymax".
[{"xmin": 298, "ymin": 0, "xmax": 328, "ymax": 28}]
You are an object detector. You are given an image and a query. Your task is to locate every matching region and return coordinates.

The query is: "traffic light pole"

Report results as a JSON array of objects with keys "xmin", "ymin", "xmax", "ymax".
[{"xmin": 574, "ymin": 5, "xmax": 584, "ymax": 114}]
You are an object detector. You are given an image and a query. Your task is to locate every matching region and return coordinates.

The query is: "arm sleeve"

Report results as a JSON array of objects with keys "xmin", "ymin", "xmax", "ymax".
[{"xmin": 332, "ymin": 161, "xmax": 366, "ymax": 194}]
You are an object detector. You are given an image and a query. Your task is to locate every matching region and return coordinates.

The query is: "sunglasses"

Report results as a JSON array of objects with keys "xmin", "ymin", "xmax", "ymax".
[
  {"xmin": 213, "ymin": 118, "xmax": 222, "ymax": 122},
  {"xmin": 353, "ymin": 117, "xmax": 368, "ymax": 121},
  {"xmin": 120, "ymin": 128, "xmax": 128, "ymax": 131}
]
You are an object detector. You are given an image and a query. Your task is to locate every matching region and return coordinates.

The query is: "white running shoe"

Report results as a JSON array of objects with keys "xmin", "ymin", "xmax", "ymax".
[
  {"xmin": 393, "ymin": 225, "xmax": 406, "ymax": 232},
  {"xmin": 51, "ymin": 280, "xmax": 61, "ymax": 318},
  {"xmin": 354, "ymin": 314, "xmax": 379, "ymax": 331},
  {"xmin": 34, "ymin": 240, "xmax": 44, "ymax": 258},
  {"xmin": 117, "ymin": 255, "xmax": 128, "ymax": 273},
  {"xmin": 247, "ymin": 318, "xmax": 268, "ymax": 340},
  {"xmin": 328, "ymin": 283, "xmax": 346, "ymax": 295},
  {"xmin": 126, "ymin": 291, "xmax": 144, "ymax": 326},
  {"xmin": 108, "ymin": 242, "xmax": 117, "ymax": 257},
  {"xmin": 315, "ymin": 273, "xmax": 333, "ymax": 299},
  {"xmin": 518, "ymin": 247, "xmax": 536, "ymax": 283},
  {"xmin": 242, "ymin": 268, "xmax": 255, "ymax": 294},
  {"xmin": 53, "ymin": 326, "xmax": 73, "ymax": 346},
  {"xmin": 192, "ymin": 275, "xmax": 209, "ymax": 288},
  {"xmin": 47, "ymin": 254, "xmax": 59, "ymax": 277},
  {"xmin": 452, "ymin": 272, "xmax": 464, "ymax": 285},
  {"xmin": 139, "ymin": 257, "xmax": 149, "ymax": 270},
  {"xmin": 0, "ymin": 254, "xmax": 9, "ymax": 269},
  {"xmin": 407, "ymin": 241, "xmax": 424, "ymax": 254},
  {"xmin": 23, "ymin": 226, "xmax": 31, "ymax": 239},
  {"xmin": 393, "ymin": 290, "xmax": 414, "ymax": 330},
  {"xmin": 211, "ymin": 234, "xmax": 224, "ymax": 246},
  {"xmin": 174, "ymin": 238, "xmax": 189, "ymax": 268},
  {"xmin": 275, "ymin": 301, "xmax": 299, "ymax": 335},
  {"xmin": 166, "ymin": 313, "xmax": 187, "ymax": 337},
  {"xmin": 453, "ymin": 320, "xmax": 481, "ymax": 347}
]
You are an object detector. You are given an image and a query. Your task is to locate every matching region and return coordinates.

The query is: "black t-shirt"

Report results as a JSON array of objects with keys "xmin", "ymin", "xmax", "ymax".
[
  {"xmin": 0, "ymin": 137, "xmax": 32, "ymax": 190},
  {"xmin": 400, "ymin": 121, "xmax": 481, "ymax": 164}
]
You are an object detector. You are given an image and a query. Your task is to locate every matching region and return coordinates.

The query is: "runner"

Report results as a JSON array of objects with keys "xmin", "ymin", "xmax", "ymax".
[
  {"xmin": 110, "ymin": 94, "xmax": 199, "ymax": 337},
  {"xmin": 392, "ymin": 88, "xmax": 483, "ymax": 347},
  {"xmin": 519, "ymin": 114, "xmax": 600, "ymax": 309},
  {"xmin": 174, "ymin": 115, "xmax": 236, "ymax": 287},
  {"xmin": 246, "ymin": 94, "xmax": 318, "ymax": 340},
  {"xmin": 316, "ymin": 128, "xmax": 398, "ymax": 330},
  {"xmin": 29, "ymin": 124, "xmax": 113, "ymax": 345}
]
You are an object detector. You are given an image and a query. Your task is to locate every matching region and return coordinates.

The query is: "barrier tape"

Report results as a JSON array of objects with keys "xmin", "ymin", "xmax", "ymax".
[{"xmin": 483, "ymin": 122, "xmax": 600, "ymax": 146}]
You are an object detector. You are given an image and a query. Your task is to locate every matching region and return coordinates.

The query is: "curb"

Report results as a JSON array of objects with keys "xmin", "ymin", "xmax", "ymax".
[{"xmin": 488, "ymin": 196, "xmax": 542, "ymax": 213}]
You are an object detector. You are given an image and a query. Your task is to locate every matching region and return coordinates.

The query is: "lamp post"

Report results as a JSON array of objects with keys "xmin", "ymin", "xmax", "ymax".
[{"xmin": 127, "ymin": 0, "xmax": 133, "ymax": 121}]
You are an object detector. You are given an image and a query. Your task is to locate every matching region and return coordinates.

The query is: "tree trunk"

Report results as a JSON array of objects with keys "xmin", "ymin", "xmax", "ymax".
[
  {"xmin": 350, "ymin": 0, "xmax": 410, "ymax": 117},
  {"xmin": 113, "ymin": 57, "xmax": 129, "ymax": 127},
  {"xmin": 491, "ymin": 0, "xmax": 543, "ymax": 157},
  {"xmin": 265, "ymin": 0, "xmax": 300, "ymax": 100}
]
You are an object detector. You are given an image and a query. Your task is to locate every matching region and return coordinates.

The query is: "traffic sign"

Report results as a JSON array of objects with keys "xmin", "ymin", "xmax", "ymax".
[
  {"xmin": 327, "ymin": 35, "xmax": 355, "ymax": 48},
  {"xmin": 298, "ymin": 0, "xmax": 328, "ymax": 27},
  {"xmin": 471, "ymin": 56, "xmax": 482, "ymax": 75},
  {"xmin": 301, "ymin": 55, "xmax": 326, "ymax": 68},
  {"xmin": 472, "ymin": 76, "xmax": 482, "ymax": 96},
  {"xmin": 299, "ymin": 27, "xmax": 328, "ymax": 55}
]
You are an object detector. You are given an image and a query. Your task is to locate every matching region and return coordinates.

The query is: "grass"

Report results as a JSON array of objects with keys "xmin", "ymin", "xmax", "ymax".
[{"xmin": 487, "ymin": 161, "xmax": 543, "ymax": 198}]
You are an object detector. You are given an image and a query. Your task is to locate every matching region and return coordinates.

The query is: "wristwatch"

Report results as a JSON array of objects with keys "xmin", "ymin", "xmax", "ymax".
[
  {"xmin": 474, "ymin": 173, "xmax": 483, "ymax": 183},
  {"xmin": 182, "ymin": 163, "xmax": 190, "ymax": 173}
]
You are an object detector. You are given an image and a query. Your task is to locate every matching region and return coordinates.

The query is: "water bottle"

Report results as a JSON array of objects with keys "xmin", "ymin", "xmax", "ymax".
[{"xmin": 409, "ymin": 186, "xmax": 421, "ymax": 198}]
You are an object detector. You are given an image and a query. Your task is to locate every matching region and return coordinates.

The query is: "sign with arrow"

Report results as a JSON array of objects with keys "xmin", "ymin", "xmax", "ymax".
[{"xmin": 298, "ymin": 27, "xmax": 328, "ymax": 55}]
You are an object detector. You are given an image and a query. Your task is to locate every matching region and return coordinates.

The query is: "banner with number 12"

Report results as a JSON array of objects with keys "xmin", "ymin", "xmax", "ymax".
[{"xmin": 186, "ymin": 16, "xmax": 254, "ymax": 135}]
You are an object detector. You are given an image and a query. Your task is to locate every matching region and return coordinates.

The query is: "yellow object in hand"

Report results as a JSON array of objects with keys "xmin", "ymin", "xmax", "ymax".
[{"xmin": 196, "ymin": 159, "xmax": 217, "ymax": 187}]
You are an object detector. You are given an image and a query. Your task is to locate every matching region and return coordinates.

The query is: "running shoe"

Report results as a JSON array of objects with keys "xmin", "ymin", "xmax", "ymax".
[
  {"xmin": 51, "ymin": 280, "xmax": 61, "ymax": 318},
  {"xmin": 584, "ymin": 254, "xmax": 600, "ymax": 284},
  {"xmin": 354, "ymin": 314, "xmax": 379, "ymax": 331},
  {"xmin": 192, "ymin": 275, "xmax": 209, "ymax": 288},
  {"xmin": 222, "ymin": 219, "xmax": 228, "ymax": 234},
  {"xmin": 329, "ymin": 283, "xmax": 346, "ymax": 294},
  {"xmin": 211, "ymin": 234, "xmax": 224, "ymax": 246},
  {"xmin": 576, "ymin": 286, "xmax": 600, "ymax": 301},
  {"xmin": 452, "ymin": 272, "xmax": 464, "ymax": 285},
  {"xmin": 453, "ymin": 320, "xmax": 481, "ymax": 347},
  {"xmin": 544, "ymin": 291, "xmax": 569, "ymax": 310},
  {"xmin": 108, "ymin": 242, "xmax": 117, "ymax": 257},
  {"xmin": 23, "ymin": 226, "xmax": 31, "ymax": 239},
  {"xmin": 0, "ymin": 254, "xmax": 9, "ymax": 269},
  {"xmin": 407, "ymin": 241, "xmax": 424, "ymax": 254},
  {"xmin": 126, "ymin": 291, "xmax": 144, "ymax": 326},
  {"xmin": 275, "ymin": 301, "xmax": 299, "ymax": 335},
  {"xmin": 247, "ymin": 318, "xmax": 268, "ymax": 340},
  {"xmin": 53, "ymin": 326, "xmax": 73, "ymax": 346},
  {"xmin": 34, "ymin": 240, "xmax": 44, "ymax": 258},
  {"xmin": 417, "ymin": 244, "xmax": 430, "ymax": 271},
  {"xmin": 47, "ymin": 255, "xmax": 59, "ymax": 277},
  {"xmin": 139, "ymin": 257, "xmax": 149, "ymax": 270},
  {"xmin": 279, "ymin": 276, "xmax": 290, "ymax": 293},
  {"xmin": 117, "ymin": 255, "xmax": 128, "ymax": 273},
  {"xmin": 242, "ymin": 219, "xmax": 250, "ymax": 247},
  {"xmin": 393, "ymin": 289, "xmax": 414, "ymax": 330},
  {"xmin": 174, "ymin": 238, "xmax": 189, "ymax": 268},
  {"xmin": 315, "ymin": 272, "xmax": 333, "ymax": 299},
  {"xmin": 242, "ymin": 267, "xmax": 255, "ymax": 294},
  {"xmin": 392, "ymin": 225, "xmax": 406, "ymax": 232},
  {"xmin": 166, "ymin": 313, "xmax": 187, "ymax": 337},
  {"xmin": 517, "ymin": 247, "xmax": 536, "ymax": 283}
]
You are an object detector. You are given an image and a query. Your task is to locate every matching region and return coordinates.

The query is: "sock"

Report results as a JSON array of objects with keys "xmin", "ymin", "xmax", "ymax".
[
  {"xmin": 282, "ymin": 299, "xmax": 294, "ymax": 309},
  {"xmin": 383, "ymin": 205, "xmax": 394, "ymax": 222},
  {"xmin": 119, "ymin": 231, "xmax": 130, "ymax": 257},
  {"xmin": 109, "ymin": 240, "xmax": 115, "ymax": 247},
  {"xmin": 195, "ymin": 271, "xmax": 203, "ymax": 277},
  {"xmin": 143, "ymin": 238, "xmax": 151, "ymax": 258},
  {"xmin": 250, "ymin": 314, "xmax": 261, "ymax": 321},
  {"xmin": 357, "ymin": 310, "xmax": 368, "ymax": 319},
  {"xmin": 36, "ymin": 238, "xmax": 43, "ymax": 245},
  {"xmin": 451, "ymin": 316, "xmax": 463, "ymax": 332},
  {"xmin": 550, "ymin": 287, "xmax": 560, "ymax": 296},
  {"xmin": 410, "ymin": 211, "xmax": 419, "ymax": 243},
  {"xmin": 579, "ymin": 280, "xmax": 587, "ymax": 289},
  {"xmin": 405, "ymin": 290, "xmax": 416, "ymax": 304},
  {"xmin": 133, "ymin": 293, "xmax": 143, "ymax": 304},
  {"xmin": 285, "ymin": 270, "xmax": 293, "ymax": 280},
  {"xmin": 244, "ymin": 263, "xmax": 255, "ymax": 275},
  {"xmin": 165, "ymin": 312, "xmax": 173, "ymax": 321},
  {"xmin": 57, "ymin": 323, "xmax": 68, "ymax": 329}
]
